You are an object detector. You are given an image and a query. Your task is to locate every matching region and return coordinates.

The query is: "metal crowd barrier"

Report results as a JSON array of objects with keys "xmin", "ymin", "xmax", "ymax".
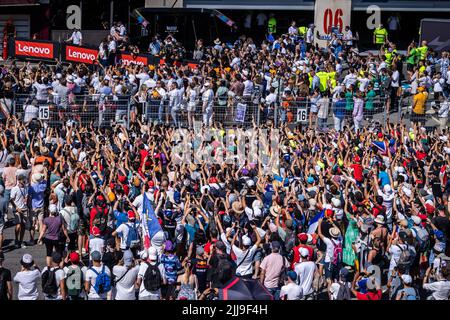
[{"xmin": 13, "ymin": 93, "xmax": 131, "ymax": 128}]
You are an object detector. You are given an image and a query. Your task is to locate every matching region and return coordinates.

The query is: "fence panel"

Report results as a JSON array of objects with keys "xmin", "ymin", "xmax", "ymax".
[{"xmin": 13, "ymin": 93, "xmax": 131, "ymax": 128}]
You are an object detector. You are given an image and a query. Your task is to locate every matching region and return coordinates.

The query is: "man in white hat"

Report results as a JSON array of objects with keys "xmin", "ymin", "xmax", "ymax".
[
  {"xmin": 231, "ymin": 224, "xmax": 261, "ymax": 278},
  {"xmin": 136, "ymin": 247, "xmax": 166, "ymax": 300}
]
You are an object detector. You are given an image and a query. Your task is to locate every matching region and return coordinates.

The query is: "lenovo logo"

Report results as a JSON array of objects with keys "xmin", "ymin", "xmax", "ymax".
[
  {"xmin": 66, "ymin": 46, "xmax": 98, "ymax": 64},
  {"xmin": 15, "ymin": 41, "xmax": 54, "ymax": 58},
  {"xmin": 68, "ymin": 48, "xmax": 96, "ymax": 61}
]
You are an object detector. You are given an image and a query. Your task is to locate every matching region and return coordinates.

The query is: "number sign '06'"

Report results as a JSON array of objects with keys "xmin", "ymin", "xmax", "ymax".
[{"xmin": 314, "ymin": 0, "xmax": 352, "ymax": 47}]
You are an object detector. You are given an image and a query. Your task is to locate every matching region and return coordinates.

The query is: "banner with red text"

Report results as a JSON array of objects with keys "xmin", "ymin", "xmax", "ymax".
[{"xmin": 314, "ymin": 0, "xmax": 352, "ymax": 48}]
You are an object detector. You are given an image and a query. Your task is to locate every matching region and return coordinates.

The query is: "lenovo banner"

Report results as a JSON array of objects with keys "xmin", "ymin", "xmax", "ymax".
[
  {"xmin": 12, "ymin": 39, "xmax": 58, "ymax": 60},
  {"xmin": 65, "ymin": 45, "xmax": 99, "ymax": 64},
  {"xmin": 117, "ymin": 53, "xmax": 149, "ymax": 66}
]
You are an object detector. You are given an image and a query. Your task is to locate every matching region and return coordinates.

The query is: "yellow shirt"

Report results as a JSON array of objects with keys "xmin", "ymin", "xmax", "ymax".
[
  {"xmin": 374, "ymin": 27, "xmax": 388, "ymax": 44},
  {"xmin": 413, "ymin": 91, "xmax": 428, "ymax": 114}
]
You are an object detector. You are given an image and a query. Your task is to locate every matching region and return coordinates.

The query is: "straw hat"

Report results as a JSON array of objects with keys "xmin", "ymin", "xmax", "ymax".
[
  {"xmin": 270, "ymin": 205, "xmax": 281, "ymax": 218},
  {"xmin": 231, "ymin": 200, "xmax": 244, "ymax": 214}
]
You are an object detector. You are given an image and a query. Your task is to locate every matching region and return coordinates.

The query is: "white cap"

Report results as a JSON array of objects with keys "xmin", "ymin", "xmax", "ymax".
[
  {"xmin": 148, "ymin": 247, "xmax": 158, "ymax": 260},
  {"xmin": 22, "ymin": 253, "xmax": 33, "ymax": 264},
  {"xmin": 242, "ymin": 235, "xmax": 252, "ymax": 246},
  {"xmin": 299, "ymin": 247, "xmax": 309, "ymax": 258},
  {"xmin": 331, "ymin": 198, "xmax": 341, "ymax": 208},
  {"xmin": 401, "ymin": 274, "xmax": 412, "ymax": 285},
  {"xmin": 49, "ymin": 204, "xmax": 58, "ymax": 213},
  {"xmin": 411, "ymin": 215, "xmax": 421, "ymax": 225},
  {"xmin": 246, "ymin": 179, "xmax": 255, "ymax": 187}
]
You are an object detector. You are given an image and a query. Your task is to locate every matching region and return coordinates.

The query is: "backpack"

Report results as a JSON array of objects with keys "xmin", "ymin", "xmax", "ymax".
[
  {"xmin": 61, "ymin": 208, "xmax": 80, "ymax": 234},
  {"xmin": 125, "ymin": 223, "xmax": 140, "ymax": 249},
  {"xmin": 42, "ymin": 267, "xmax": 60, "ymax": 297},
  {"xmin": 412, "ymin": 226, "xmax": 429, "ymax": 253},
  {"xmin": 396, "ymin": 244, "xmax": 414, "ymax": 269},
  {"xmin": 66, "ymin": 265, "xmax": 83, "ymax": 298},
  {"xmin": 89, "ymin": 265, "xmax": 111, "ymax": 294},
  {"xmin": 143, "ymin": 262, "xmax": 162, "ymax": 292},
  {"xmin": 331, "ymin": 239, "xmax": 343, "ymax": 265},
  {"xmin": 336, "ymin": 282, "xmax": 351, "ymax": 300},
  {"xmin": 401, "ymin": 287, "xmax": 420, "ymax": 300},
  {"xmin": 92, "ymin": 207, "xmax": 108, "ymax": 234}
]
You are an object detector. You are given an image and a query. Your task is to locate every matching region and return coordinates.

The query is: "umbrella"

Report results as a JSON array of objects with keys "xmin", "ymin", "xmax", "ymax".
[{"xmin": 218, "ymin": 277, "xmax": 274, "ymax": 300}]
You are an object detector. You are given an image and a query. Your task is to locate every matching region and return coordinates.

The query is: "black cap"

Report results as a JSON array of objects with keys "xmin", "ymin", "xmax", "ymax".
[{"xmin": 52, "ymin": 251, "xmax": 62, "ymax": 264}]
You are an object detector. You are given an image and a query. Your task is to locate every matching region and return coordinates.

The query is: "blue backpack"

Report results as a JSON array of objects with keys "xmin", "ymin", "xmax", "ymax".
[
  {"xmin": 90, "ymin": 266, "xmax": 111, "ymax": 294},
  {"xmin": 125, "ymin": 223, "xmax": 140, "ymax": 249}
]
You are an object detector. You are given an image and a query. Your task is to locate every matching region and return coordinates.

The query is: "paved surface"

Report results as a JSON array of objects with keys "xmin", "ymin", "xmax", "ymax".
[{"xmin": 1, "ymin": 215, "xmax": 47, "ymax": 300}]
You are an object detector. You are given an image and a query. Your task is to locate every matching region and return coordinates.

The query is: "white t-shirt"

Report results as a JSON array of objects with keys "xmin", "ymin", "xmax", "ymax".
[
  {"xmin": 13, "ymin": 269, "xmax": 41, "ymax": 300},
  {"xmin": 41, "ymin": 267, "xmax": 65, "ymax": 300},
  {"xmin": 23, "ymin": 104, "xmax": 39, "ymax": 122},
  {"xmin": 85, "ymin": 264, "xmax": 111, "ymax": 300},
  {"xmin": 294, "ymin": 261, "xmax": 316, "ymax": 295},
  {"xmin": 232, "ymin": 244, "xmax": 257, "ymax": 276},
  {"xmin": 113, "ymin": 265, "xmax": 139, "ymax": 300},
  {"xmin": 423, "ymin": 280, "xmax": 450, "ymax": 300},
  {"xmin": 89, "ymin": 238, "xmax": 105, "ymax": 260},
  {"xmin": 280, "ymin": 282, "xmax": 303, "ymax": 300},
  {"xmin": 70, "ymin": 31, "xmax": 82, "ymax": 45},
  {"xmin": 137, "ymin": 261, "xmax": 166, "ymax": 299},
  {"xmin": 10, "ymin": 185, "xmax": 28, "ymax": 211},
  {"xmin": 323, "ymin": 237, "xmax": 341, "ymax": 263},
  {"xmin": 115, "ymin": 222, "xmax": 138, "ymax": 250},
  {"xmin": 132, "ymin": 192, "xmax": 154, "ymax": 213},
  {"xmin": 388, "ymin": 243, "xmax": 415, "ymax": 271}
]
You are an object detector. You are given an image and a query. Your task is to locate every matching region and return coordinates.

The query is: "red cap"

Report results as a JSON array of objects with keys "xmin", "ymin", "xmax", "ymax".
[
  {"xmin": 109, "ymin": 182, "xmax": 115, "ymax": 189},
  {"xmin": 354, "ymin": 155, "xmax": 361, "ymax": 163},
  {"xmin": 325, "ymin": 209, "xmax": 334, "ymax": 218},
  {"xmin": 69, "ymin": 252, "xmax": 80, "ymax": 264},
  {"xmin": 425, "ymin": 204, "xmax": 435, "ymax": 214},
  {"xmin": 118, "ymin": 175, "xmax": 127, "ymax": 183},
  {"xmin": 298, "ymin": 233, "xmax": 308, "ymax": 242},
  {"xmin": 96, "ymin": 195, "xmax": 105, "ymax": 202},
  {"xmin": 377, "ymin": 132, "xmax": 383, "ymax": 138},
  {"xmin": 148, "ymin": 181, "xmax": 155, "ymax": 188},
  {"xmin": 218, "ymin": 210, "xmax": 226, "ymax": 215},
  {"xmin": 128, "ymin": 210, "xmax": 136, "ymax": 220},
  {"xmin": 92, "ymin": 226, "xmax": 101, "ymax": 236}
]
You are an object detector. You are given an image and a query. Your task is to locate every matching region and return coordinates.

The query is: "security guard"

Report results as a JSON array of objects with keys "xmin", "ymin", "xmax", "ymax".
[
  {"xmin": 417, "ymin": 40, "xmax": 428, "ymax": 61},
  {"xmin": 384, "ymin": 45, "xmax": 398, "ymax": 67},
  {"xmin": 298, "ymin": 25, "xmax": 308, "ymax": 38},
  {"xmin": 373, "ymin": 23, "xmax": 388, "ymax": 46},
  {"xmin": 316, "ymin": 69, "xmax": 329, "ymax": 93},
  {"xmin": 268, "ymin": 13, "xmax": 277, "ymax": 35}
]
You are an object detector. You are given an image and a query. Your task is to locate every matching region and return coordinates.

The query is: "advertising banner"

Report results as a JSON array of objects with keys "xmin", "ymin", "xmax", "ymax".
[
  {"xmin": 65, "ymin": 44, "xmax": 98, "ymax": 64},
  {"xmin": 314, "ymin": 0, "xmax": 352, "ymax": 48},
  {"xmin": 12, "ymin": 39, "xmax": 58, "ymax": 60}
]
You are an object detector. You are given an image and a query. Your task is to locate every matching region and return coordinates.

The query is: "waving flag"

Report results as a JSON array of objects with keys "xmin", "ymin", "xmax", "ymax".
[
  {"xmin": 142, "ymin": 193, "xmax": 162, "ymax": 249},
  {"xmin": 307, "ymin": 210, "xmax": 324, "ymax": 234},
  {"xmin": 372, "ymin": 140, "xmax": 387, "ymax": 155}
]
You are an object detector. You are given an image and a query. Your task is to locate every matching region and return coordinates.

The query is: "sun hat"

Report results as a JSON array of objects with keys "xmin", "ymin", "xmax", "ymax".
[
  {"xmin": 270, "ymin": 205, "xmax": 281, "ymax": 217},
  {"xmin": 374, "ymin": 215, "xmax": 385, "ymax": 225},
  {"xmin": 329, "ymin": 227, "xmax": 341, "ymax": 238},
  {"xmin": 231, "ymin": 201, "xmax": 244, "ymax": 214}
]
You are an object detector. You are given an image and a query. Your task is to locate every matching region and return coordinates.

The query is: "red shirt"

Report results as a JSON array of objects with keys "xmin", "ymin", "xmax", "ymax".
[
  {"xmin": 291, "ymin": 244, "xmax": 314, "ymax": 269},
  {"xmin": 89, "ymin": 206, "xmax": 109, "ymax": 236},
  {"xmin": 356, "ymin": 290, "xmax": 382, "ymax": 300},
  {"xmin": 350, "ymin": 163, "xmax": 363, "ymax": 182}
]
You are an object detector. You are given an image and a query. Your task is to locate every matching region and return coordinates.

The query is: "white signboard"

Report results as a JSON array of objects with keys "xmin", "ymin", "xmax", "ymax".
[
  {"xmin": 296, "ymin": 108, "xmax": 308, "ymax": 123},
  {"xmin": 314, "ymin": 0, "xmax": 352, "ymax": 48},
  {"xmin": 39, "ymin": 105, "xmax": 49, "ymax": 120},
  {"xmin": 235, "ymin": 103, "xmax": 247, "ymax": 123}
]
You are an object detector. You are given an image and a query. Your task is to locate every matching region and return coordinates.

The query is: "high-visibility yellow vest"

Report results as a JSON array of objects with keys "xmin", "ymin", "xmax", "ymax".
[
  {"xmin": 417, "ymin": 46, "xmax": 428, "ymax": 61},
  {"xmin": 268, "ymin": 17, "xmax": 277, "ymax": 34},
  {"xmin": 384, "ymin": 49, "xmax": 397, "ymax": 66},
  {"xmin": 316, "ymin": 71, "xmax": 329, "ymax": 92},
  {"xmin": 373, "ymin": 27, "xmax": 388, "ymax": 44},
  {"xmin": 308, "ymin": 73, "xmax": 313, "ymax": 89},
  {"xmin": 298, "ymin": 26, "xmax": 307, "ymax": 37},
  {"xmin": 328, "ymin": 72, "xmax": 337, "ymax": 89}
]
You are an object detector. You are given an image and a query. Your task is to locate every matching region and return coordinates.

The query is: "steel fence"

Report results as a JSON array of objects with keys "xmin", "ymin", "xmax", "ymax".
[
  {"xmin": 10, "ymin": 91, "xmax": 447, "ymax": 130},
  {"xmin": 13, "ymin": 93, "xmax": 131, "ymax": 128}
]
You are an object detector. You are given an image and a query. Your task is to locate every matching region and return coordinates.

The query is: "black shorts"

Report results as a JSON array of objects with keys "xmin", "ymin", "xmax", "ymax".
[{"xmin": 44, "ymin": 238, "xmax": 64, "ymax": 257}]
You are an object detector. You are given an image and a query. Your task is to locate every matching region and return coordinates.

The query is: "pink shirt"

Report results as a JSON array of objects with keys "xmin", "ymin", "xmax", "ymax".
[
  {"xmin": 2, "ymin": 166, "xmax": 18, "ymax": 189},
  {"xmin": 260, "ymin": 253, "xmax": 289, "ymax": 289}
]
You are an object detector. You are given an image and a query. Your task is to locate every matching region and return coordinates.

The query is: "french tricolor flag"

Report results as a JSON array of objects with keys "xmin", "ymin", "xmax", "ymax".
[{"xmin": 307, "ymin": 210, "xmax": 325, "ymax": 234}]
